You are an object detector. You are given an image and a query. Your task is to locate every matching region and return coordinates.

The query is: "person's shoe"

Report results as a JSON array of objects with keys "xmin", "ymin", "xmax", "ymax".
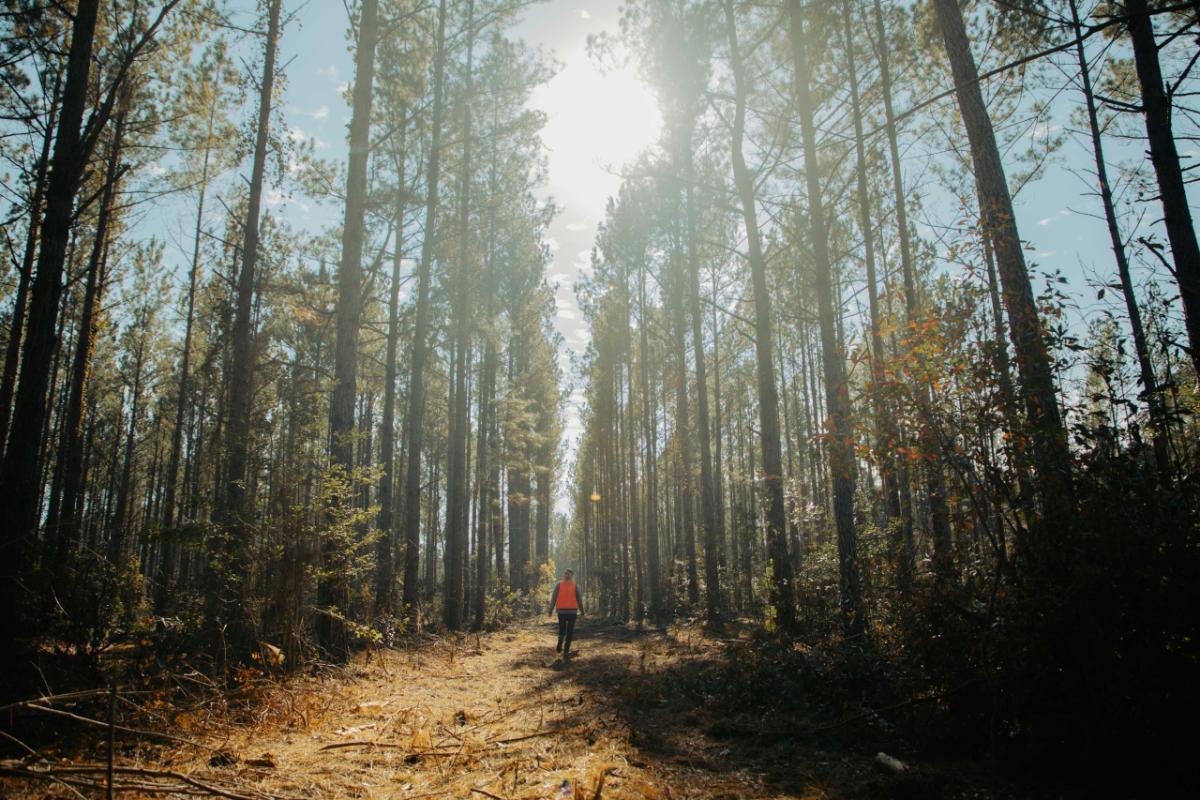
[{"xmin": 556, "ymin": 641, "xmax": 562, "ymax": 652}]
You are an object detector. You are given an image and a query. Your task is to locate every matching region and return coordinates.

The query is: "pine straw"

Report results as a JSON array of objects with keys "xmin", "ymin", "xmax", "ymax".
[{"xmin": 2, "ymin": 621, "xmax": 855, "ymax": 799}]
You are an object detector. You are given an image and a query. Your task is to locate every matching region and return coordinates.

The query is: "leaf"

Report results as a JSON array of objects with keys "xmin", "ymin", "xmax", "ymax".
[{"xmin": 355, "ymin": 700, "xmax": 390, "ymax": 716}]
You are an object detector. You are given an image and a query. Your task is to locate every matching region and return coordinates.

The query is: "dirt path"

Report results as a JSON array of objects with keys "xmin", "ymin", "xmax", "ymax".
[
  {"xmin": 6, "ymin": 620, "xmax": 1000, "ymax": 799},
  {"xmin": 194, "ymin": 620, "xmax": 771, "ymax": 799}
]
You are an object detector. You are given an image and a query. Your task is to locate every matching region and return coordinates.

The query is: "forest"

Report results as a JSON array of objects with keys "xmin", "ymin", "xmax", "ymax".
[{"xmin": 1, "ymin": 0, "xmax": 1197, "ymax": 797}]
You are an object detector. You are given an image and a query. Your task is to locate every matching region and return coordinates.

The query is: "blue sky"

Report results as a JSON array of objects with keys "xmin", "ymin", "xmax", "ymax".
[{"xmin": 142, "ymin": 1, "xmax": 1192, "ymax": 508}]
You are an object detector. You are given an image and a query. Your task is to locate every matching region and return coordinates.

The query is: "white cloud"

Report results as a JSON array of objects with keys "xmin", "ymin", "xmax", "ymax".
[
  {"xmin": 580, "ymin": 9, "xmax": 592, "ymax": 20},
  {"xmin": 1038, "ymin": 217, "xmax": 1052, "ymax": 226},
  {"xmin": 309, "ymin": 105, "xmax": 329, "ymax": 121},
  {"xmin": 319, "ymin": 64, "xmax": 339, "ymax": 81},
  {"xmin": 565, "ymin": 222, "xmax": 588, "ymax": 231}
]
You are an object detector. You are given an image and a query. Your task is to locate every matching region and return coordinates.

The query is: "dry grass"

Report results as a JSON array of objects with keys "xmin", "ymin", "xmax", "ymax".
[{"xmin": 1, "ymin": 620, "xmax": 991, "ymax": 799}]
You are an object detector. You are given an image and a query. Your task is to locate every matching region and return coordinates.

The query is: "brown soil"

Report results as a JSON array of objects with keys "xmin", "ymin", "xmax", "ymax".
[{"xmin": 1, "ymin": 619, "xmax": 1011, "ymax": 799}]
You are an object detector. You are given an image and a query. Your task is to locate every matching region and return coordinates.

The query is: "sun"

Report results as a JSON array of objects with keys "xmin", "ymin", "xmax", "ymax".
[{"xmin": 530, "ymin": 47, "xmax": 662, "ymax": 213}]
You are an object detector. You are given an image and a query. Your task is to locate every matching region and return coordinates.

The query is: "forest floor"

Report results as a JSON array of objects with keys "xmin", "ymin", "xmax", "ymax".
[{"xmin": 2, "ymin": 619, "xmax": 1035, "ymax": 799}]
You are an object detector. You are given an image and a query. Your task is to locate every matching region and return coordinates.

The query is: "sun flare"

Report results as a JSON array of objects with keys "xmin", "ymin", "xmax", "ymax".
[{"xmin": 531, "ymin": 48, "xmax": 662, "ymax": 211}]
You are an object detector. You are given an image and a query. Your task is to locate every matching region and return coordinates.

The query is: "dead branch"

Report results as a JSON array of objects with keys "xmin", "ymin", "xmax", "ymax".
[
  {"xmin": 22, "ymin": 702, "xmax": 208, "ymax": 749},
  {"xmin": 470, "ymin": 788, "xmax": 506, "ymax": 800},
  {"xmin": 1, "ymin": 763, "xmax": 304, "ymax": 800}
]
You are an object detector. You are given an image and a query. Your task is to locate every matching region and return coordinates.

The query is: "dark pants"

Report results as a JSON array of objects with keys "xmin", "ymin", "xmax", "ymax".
[{"xmin": 557, "ymin": 611, "xmax": 577, "ymax": 654}]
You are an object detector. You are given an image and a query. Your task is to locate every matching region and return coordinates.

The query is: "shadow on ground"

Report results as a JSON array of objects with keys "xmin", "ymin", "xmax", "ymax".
[{"xmin": 505, "ymin": 618, "xmax": 1038, "ymax": 800}]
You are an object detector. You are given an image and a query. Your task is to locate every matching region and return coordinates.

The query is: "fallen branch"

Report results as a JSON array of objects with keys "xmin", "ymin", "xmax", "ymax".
[
  {"xmin": 1, "ymin": 763, "xmax": 301, "ymax": 800},
  {"xmin": 0, "ymin": 687, "xmax": 152, "ymax": 713},
  {"xmin": 23, "ymin": 702, "xmax": 207, "ymax": 749},
  {"xmin": 487, "ymin": 725, "xmax": 578, "ymax": 746},
  {"xmin": 470, "ymin": 788, "xmax": 506, "ymax": 800},
  {"xmin": 320, "ymin": 725, "xmax": 578, "ymax": 753}
]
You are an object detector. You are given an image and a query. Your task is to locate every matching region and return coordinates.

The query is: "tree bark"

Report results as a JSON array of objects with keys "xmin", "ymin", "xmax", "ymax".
[
  {"xmin": 638, "ymin": 258, "xmax": 663, "ymax": 622},
  {"xmin": 0, "ymin": 73, "xmax": 60, "ymax": 465},
  {"xmin": 1124, "ymin": 0, "xmax": 1200, "ymax": 380},
  {"xmin": 50, "ymin": 98, "xmax": 128, "ymax": 565},
  {"xmin": 723, "ymin": 0, "xmax": 796, "ymax": 635},
  {"xmin": 0, "ymin": 0, "xmax": 101, "ymax": 641},
  {"xmin": 322, "ymin": 0, "xmax": 380, "ymax": 659},
  {"xmin": 400, "ymin": 0, "xmax": 448, "ymax": 616},
  {"xmin": 682, "ymin": 129, "xmax": 723, "ymax": 625},
  {"xmin": 841, "ymin": 0, "xmax": 903, "ymax": 534},
  {"xmin": 444, "ymin": 0, "xmax": 476, "ymax": 631},
  {"xmin": 376, "ymin": 117, "xmax": 408, "ymax": 620},
  {"xmin": 932, "ymin": 0, "xmax": 1074, "ymax": 549},
  {"xmin": 787, "ymin": 0, "xmax": 864, "ymax": 638},
  {"xmin": 211, "ymin": 0, "xmax": 282, "ymax": 656},
  {"xmin": 158, "ymin": 103, "xmax": 218, "ymax": 610}
]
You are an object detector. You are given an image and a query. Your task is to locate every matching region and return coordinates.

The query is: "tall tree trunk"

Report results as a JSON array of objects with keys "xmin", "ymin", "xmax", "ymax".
[
  {"xmin": 323, "ymin": 0, "xmax": 380, "ymax": 659},
  {"xmin": 111, "ymin": 313, "xmax": 150, "ymax": 566},
  {"xmin": 0, "ymin": 0, "xmax": 101, "ymax": 640},
  {"xmin": 683, "ymin": 129, "xmax": 723, "ymax": 625},
  {"xmin": 0, "ymin": 73, "xmax": 60, "ymax": 463},
  {"xmin": 1124, "ymin": 0, "xmax": 1200, "ymax": 380},
  {"xmin": 709, "ymin": 279, "xmax": 728, "ymax": 579},
  {"xmin": 50, "ymin": 98, "xmax": 128, "ymax": 565},
  {"xmin": 638, "ymin": 259, "xmax": 663, "ymax": 622},
  {"xmin": 401, "ymin": 0, "xmax": 448, "ymax": 615},
  {"xmin": 376, "ymin": 118, "xmax": 407, "ymax": 619},
  {"xmin": 1068, "ymin": 0, "xmax": 1168, "ymax": 481},
  {"xmin": 787, "ymin": 0, "xmax": 864, "ymax": 638},
  {"xmin": 840, "ymin": 0, "xmax": 903, "ymax": 534},
  {"xmin": 723, "ymin": 0, "xmax": 796, "ymax": 634},
  {"xmin": 932, "ymin": 0, "xmax": 1074, "ymax": 550},
  {"xmin": 158, "ymin": 103, "xmax": 217, "ymax": 610},
  {"xmin": 444, "ymin": 0, "xmax": 476, "ymax": 630},
  {"xmin": 871, "ymin": 0, "xmax": 918, "ymax": 586},
  {"xmin": 474, "ymin": 332, "xmax": 495, "ymax": 628},
  {"xmin": 212, "ymin": 0, "xmax": 282, "ymax": 656},
  {"xmin": 670, "ymin": 242, "xmax": 699, "ymax": 608},
  {"xmin": 480, "ymin": 130, "xmax": 502, "ymax": 604}
]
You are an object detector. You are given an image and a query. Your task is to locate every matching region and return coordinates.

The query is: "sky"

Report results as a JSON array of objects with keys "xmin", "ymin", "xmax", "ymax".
[
  {"xmin": 182, "ymin": 0, "xmax": 1192, "ymax": 513},
  {"xmin": 264, "ymin": 1, "xmax": 661, "ymax": 511}
]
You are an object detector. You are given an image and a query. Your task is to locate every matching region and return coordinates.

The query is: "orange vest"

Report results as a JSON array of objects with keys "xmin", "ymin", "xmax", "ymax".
[{"xmin": 556, "ymin": 580, "xmax": 578, "ymax": 610}]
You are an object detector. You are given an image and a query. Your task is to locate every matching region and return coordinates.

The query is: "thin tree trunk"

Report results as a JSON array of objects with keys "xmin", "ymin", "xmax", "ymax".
[
  {"xmin": 723, "ymin": 0, "xmax": 796, "ymax": 634},
  {"xmin": 638, "ymin": 259, "xmax": 663, "ymax": 622},
  {"xmin": 444, "ymin": 0, "xmax": 476, "ymax": 630},
  {"xmin": 376, "ymin": 118, "xmax": 407, "ymax": 619},
  {"xmin": 683, "ymin": 131, "xmax": 722, "ymax": 624},
  {"xmin": 787, "ymin": 0, "xmax": 864, "ymax": 638},
  {"xmin": 670, "ymin": 240, "xmax": 699, "ymax": 608},
  {"xmin": 932, "ymin": 0, "xmax": 1074, "ymax": 552},
  {"xmin": 871, "ymin": 0, "xmax": 918, "ymax": 586},
  {"xmin": 322, "ymin": 0, "xmax": 380, "ymax": 658},
  {"xmin": 1124, "ymin": 0, "xmax": 1200, "ymax": 380},
  {"xmin": 841, "ymin": 0, "xmax": 903, "ymax": 533},
  {"xmin": 212, "ymin": 0, "xmax": 282, "ymax": 657},
  {"xmin": 0, "ymin": 0, "xmax": 101, "ymax": 637},
  {"xmin": 401, "ymin": 0, "xmax": 448, "ymax": 615},
  {"xmin": 158, "ymin": 104, "xmax": 217, "ymax": 609},
  {"xmin": 111, "ymin": 315, "xmax": 149, "ymax": 566},
  {"xmin": 50, "ymin": 98, "xmax": 128, "ymax": 565},
  {"xmin": 0, "ymin": 73, "xmax": 60, "ymax": 463}
]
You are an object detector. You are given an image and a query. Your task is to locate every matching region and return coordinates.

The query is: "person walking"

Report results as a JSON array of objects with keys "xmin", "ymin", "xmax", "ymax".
[{"xmin": 548, "ymin": 568, "xmax": 584, "ymax": 657}]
